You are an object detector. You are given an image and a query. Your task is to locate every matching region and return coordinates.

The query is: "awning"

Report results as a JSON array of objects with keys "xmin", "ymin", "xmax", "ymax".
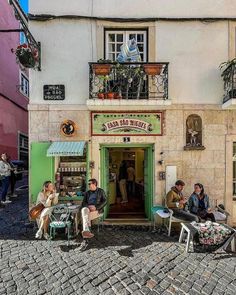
[{"xmin": 47, "ymin": 141, "xmax": 86, "ymax": 157}]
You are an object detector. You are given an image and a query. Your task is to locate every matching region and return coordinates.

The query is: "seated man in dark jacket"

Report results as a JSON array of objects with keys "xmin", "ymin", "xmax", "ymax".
[{"xmin": 81, "ymin": 178, "xmax": 107, "ymax": 239}]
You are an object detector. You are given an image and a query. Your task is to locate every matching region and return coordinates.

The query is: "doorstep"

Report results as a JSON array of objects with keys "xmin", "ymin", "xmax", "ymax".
[{"xmin": 104, "ymin": 218, "xmax": 151, "ymax": 226}]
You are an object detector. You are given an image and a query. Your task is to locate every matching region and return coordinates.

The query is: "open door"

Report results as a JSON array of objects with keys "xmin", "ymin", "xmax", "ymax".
[
  {"xmin": 100, "ymin": 146, "xmax": 109, "ymax": 218},
  {"xmin": 144, "ymin": 146, "xmax": 154, "ymax": 219}
]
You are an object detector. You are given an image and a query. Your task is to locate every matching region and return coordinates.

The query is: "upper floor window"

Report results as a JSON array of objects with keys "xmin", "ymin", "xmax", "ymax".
[
  {"xmin": 105, "ymin": 30, "xmax": 147, "ymax": 62},
  {"xmin": 20, "ymin": 72, "xmax": 29, "ymax": 97}
]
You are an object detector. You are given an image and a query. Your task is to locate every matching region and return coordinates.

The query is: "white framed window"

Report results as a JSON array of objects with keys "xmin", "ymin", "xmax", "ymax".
[
  {"xmin": 19, "ymin": 72, "xmax": 29, "ymax": 97},
  {"xmin": 105, "ymin": 30, "xmax": 147, "ymax": 62}
]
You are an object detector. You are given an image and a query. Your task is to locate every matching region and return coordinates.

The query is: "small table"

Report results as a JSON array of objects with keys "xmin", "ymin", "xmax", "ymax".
[
  {"xmin": 179, "ymin": 222, "xmax": 236, "ymax": 253},
  {"xmin": 59, "ymin": 197, "xmax": 83, "ymax": 236}
]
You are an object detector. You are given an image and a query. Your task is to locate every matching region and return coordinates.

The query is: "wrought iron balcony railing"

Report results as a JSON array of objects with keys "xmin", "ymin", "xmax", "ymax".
[
  {"xmin": 89, "ymin": 62, "xmax": 168, "ymax": 100},
  {"xmin": 221, "ymin": 62, "xmax": 236, "ymax": 103}
]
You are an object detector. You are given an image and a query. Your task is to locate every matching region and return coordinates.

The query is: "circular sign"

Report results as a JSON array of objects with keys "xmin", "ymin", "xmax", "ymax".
[{"xmin": 60, "ymin": 120, "xmax": 77, "ymax": 137}]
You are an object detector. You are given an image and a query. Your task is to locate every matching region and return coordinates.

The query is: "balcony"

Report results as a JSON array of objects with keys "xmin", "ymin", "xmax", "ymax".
[
  {"xmin": 222, "ymin": 61, "xmax": 236, "ymax": 109},
  {"xmin": 88, "ymin": 62, "xmax": 169, "ymax": 109}
]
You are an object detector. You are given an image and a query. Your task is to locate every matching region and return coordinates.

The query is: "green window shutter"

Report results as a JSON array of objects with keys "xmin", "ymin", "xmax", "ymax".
[{"xmin": 30, "ymin": 142, "xmax": 54, "ymax": 204}]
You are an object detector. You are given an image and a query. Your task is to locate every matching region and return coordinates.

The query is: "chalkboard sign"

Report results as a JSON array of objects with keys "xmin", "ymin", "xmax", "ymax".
[{"xmin": 43, "ymin": 85, "xmax": 65, "ymax": 100}]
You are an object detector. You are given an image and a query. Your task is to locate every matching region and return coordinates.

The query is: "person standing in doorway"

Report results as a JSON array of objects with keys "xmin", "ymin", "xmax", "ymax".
[
  {"xmin": 81, "ymin": 179, "xmax": 107, "ymax": 239},
  {"xmin": 0, "ymin": 153, "xmax": 12, "ymax": 206},
  {"xmin": 127, "ymin": 161, "xmax": 135, "ymax": 197},
  {"xmin": 118, "ymin": 160, "xmax": 128, "ymax": 203}
]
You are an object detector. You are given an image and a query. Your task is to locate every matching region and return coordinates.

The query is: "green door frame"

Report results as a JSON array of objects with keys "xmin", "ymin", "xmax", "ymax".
[{"xmin": 100, "ymin": 143, "xmax": 154, "ymax": 220}]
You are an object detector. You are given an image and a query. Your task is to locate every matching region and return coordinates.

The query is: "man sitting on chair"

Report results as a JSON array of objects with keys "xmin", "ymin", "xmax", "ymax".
[
  {"xmin": 166, "ymin": 180, "xmax": 198, "ymax": 222},
  {"xmin": 81, "ymin": 178, "xmax": 107, "ymax": 239}
]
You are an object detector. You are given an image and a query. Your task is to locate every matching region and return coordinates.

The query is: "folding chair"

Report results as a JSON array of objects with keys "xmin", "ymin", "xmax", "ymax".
[{"xmin": 49, "ymin": 204, "xmax": 72, "ymax": 246}]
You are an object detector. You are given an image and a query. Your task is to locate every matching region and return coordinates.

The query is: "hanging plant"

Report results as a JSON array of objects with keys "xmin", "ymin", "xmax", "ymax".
[{"xmin": 15, "ymin": 43, "xmax": 38, "ymax": 68}]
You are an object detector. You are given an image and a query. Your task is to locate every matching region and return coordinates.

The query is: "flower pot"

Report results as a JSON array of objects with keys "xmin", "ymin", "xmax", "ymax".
[
  {"xmin": 93, "ymin": 64, "xmax": 111, "ymax": 75},
  {"xmin": 143, "ymin": 64, "xmax": 162, "ymax": 75},
  {"xmin": 114, "ymin": 92, "xmax": 122, "ymax": 99},
  {"xmin": 98, "ymin": 93, "xmax": 105, "ymax": 99},
  {"xmin": 106, "ymin": 92, "xmax": 115, "ymax": 99}
]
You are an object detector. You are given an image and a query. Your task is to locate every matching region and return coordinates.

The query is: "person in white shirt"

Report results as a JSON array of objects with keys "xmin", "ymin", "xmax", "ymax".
[
  {"xmin": 0, "ymin": 153, "xmax": 13, "ymax": 206},
  {"xmin": 35, "ymin": 181, "xmax": 58, "ymax": 240}
]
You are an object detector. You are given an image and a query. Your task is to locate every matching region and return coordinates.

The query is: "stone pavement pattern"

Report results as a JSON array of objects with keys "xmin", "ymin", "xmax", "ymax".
[{"xmin": 0, "ymin": 180, "xmax": 236, "ymax": 294}]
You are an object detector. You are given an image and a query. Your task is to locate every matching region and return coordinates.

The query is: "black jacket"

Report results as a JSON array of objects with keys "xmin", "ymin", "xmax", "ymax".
[{"xmin": 81, "ymin": 187, "xmax": 107, "ymax": 212}]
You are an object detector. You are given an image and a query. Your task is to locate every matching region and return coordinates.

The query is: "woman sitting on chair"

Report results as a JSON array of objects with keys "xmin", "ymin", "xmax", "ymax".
[
  {"xmin": 35, "ymin": 181, "xmax": 58, "ymax": 240},
  {"xmin": 188, "ymin": 183, "xmax": 215, "ymax": 222}
]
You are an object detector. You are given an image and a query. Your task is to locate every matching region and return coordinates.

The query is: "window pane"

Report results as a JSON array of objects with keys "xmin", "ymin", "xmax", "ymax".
[
  {"xmin": 117, "ymin": 34, "xmax": 123, "ymax": 42},
  {"xmin": 108, "ymin": 34, "xmax": 115, "ymax": 42},
  {"xmin": 138, "ymin": 44, "xmax": 144, "ymax": 52},
  {"xmin": 116, "ymin": 43, "xmax": 122, "ymax": 52},
  {"xmin": 137, "ymin": 34, "xmax": 144, "ymax": 42},
  {"xmin": 129, "ymin": 34, "xmax": 136, "ymax": 40},
  {"xmin": 108, "ymin": 53, "xmax": 113, "ymax": 60}
]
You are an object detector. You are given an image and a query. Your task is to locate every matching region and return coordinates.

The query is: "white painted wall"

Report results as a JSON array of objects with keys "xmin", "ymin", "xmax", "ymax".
[
  {"xmin": 30, "ymin": 20, "xmax": 97, "ymax": 104},
  {"xmin": 30, "ymin": 0, "xmax": 236, "ymax": 18},
  {"xmin": 156, "ymin": 21, "xmax": 228, "ymax": 104},
  {"xmin": 29, "ymin": 19, "xmax": 229, "ymax": 104}
]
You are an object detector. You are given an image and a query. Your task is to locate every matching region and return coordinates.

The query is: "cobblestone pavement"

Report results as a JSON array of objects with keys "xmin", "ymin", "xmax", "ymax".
[{"xmin": 0, "ymin": 179, "xmax": 236, "ymax": 294}]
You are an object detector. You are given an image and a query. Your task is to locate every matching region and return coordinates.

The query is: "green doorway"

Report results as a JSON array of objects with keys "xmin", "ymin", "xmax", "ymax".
[{"xmin": 100, "ymin": 144, "xmax": 154, "ymax": 220}]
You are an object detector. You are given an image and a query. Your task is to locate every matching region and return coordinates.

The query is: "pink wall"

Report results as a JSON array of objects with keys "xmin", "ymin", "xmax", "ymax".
[{"xmin": 0, "ymin": 0, "xmax": 29, "ymax": 160}]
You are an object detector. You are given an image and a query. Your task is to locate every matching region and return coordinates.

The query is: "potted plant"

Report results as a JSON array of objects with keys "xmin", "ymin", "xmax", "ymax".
[
  {"xmin": 92, "ymin": 59, "xmax": 112, "ymax": 75},
  {"xmin": 15, "ymin": 43, "xmax": 38, "ymax": 68},
  {"xmin": 97, "ymin": 89, "xmax": 105, "ymax": 99},
  {"xmin": 219, "ymin": 58, "xmax": 236, "ymax": 100},
  {"xmin": 143, "ymin": 63, "xmax": 162, "ymax": 75},
  {"xmin": 219, "ymin": 58, "xmax": 236, "ymax": 74}
]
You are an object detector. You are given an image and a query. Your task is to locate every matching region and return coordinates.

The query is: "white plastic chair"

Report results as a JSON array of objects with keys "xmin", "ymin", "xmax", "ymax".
[{"xmin": 167, "ymin": 209, "xmax": 187, "ymax": 236}]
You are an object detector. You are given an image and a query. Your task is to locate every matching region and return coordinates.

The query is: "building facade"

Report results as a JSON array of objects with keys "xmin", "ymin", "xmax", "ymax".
[
  {"xmin": 0, "ymin": 0, "xmax": 29, "ymax": 163},
  {"xmin": 28, "ymin": 0, "xmax": 236, "ymax": 225}
]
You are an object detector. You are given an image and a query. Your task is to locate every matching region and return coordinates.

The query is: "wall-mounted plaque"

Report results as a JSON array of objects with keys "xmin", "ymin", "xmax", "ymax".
[{"xmin": 43, "ymin": 85, "xmax": 65, "ymax": 100}]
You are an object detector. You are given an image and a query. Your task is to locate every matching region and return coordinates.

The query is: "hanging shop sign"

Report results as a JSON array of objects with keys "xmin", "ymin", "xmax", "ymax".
[
  {"xmin": 91, "ymin": 111, "xmax": 163, "ymax": 136},
  {"xmin": 60, "ymin": 120, "xmax": 77, "ymax": 137},
  {"xmin": 43, "ymin": 85, "xmax": 65, "ymax": 100}
]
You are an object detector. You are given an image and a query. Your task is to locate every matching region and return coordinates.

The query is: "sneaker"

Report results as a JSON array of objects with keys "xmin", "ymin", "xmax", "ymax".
[
  {"xmin": 43, "ymin": 233, "xmax": 50, "ymax": 240},
  {"xmin": 121, "ymin": 200, "xmax": 128, "ymax": 204},
  {"xmin": 35, "ymin": 229, "xmax": 42, "ymax": 239},
  {"xmin": 82, "ymin": 231, "xmax": 94, "ymax": 239},
  {"xmin": 2, "ymin": 200, "xmax": 12, "ymax": 204}
]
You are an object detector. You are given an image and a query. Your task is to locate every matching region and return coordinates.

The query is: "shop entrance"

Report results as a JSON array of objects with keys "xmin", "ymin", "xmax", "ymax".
[{"xmin": 100, "ymin": 144, "xmax": 154, "ymax": 220}]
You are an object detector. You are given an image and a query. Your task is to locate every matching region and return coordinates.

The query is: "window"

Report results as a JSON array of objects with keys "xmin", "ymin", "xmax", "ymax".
[
  {"xmin": 19, "ymin": 72, "xmax": 29, "ymax": 97},
  {"xmin": 105, "ymin": 30, "xmax": 147, "ymax": 61}
]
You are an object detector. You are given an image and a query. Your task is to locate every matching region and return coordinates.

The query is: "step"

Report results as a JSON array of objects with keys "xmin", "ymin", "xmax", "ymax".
[{"xmin": 104, "ymin": 218, "xmax": 151, "ymax": 226}]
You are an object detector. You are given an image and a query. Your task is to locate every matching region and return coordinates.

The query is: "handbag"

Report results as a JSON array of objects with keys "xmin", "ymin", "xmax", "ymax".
[{"xmin": 29, "ymin": 203, "xmax": 45, "ymax": 220}]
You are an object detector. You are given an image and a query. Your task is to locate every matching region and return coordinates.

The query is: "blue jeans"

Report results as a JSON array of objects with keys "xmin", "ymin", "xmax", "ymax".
[{"xmin": 0, "ymin": 176, "xmax": 10, "ymax": 202}]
